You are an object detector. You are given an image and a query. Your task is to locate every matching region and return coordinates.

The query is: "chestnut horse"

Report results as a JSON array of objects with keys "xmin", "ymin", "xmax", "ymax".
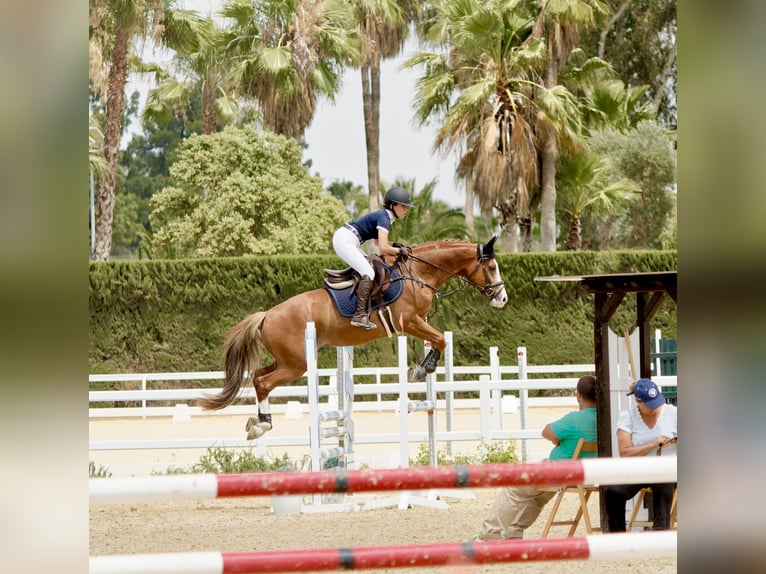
[{"xmin": 198, "ymin": 237, "xmax": 508, "ymax": 439}]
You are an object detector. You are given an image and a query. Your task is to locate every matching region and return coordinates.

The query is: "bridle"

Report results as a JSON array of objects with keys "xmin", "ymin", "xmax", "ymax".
[
  {"xmin": 473, "ymin": 242, "xmax": 506, "ymax": 300},
  {"xmin": 399, "ymin": 242, "xmax": 505, "ymax": 303}
]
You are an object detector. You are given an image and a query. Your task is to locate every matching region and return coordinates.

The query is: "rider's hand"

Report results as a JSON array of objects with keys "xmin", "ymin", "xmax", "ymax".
[{"xmin": 392, "ymin": 243, "xmax": 408, "ymax": 259}]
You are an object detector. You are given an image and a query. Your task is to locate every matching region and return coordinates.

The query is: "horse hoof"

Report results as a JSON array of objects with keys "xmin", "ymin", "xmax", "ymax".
[
  {"xmin": 246, "ymin": 426, "xmax": 264, "ymax": 440},
  {"xmin": 245, "ymin": 418, "xmax": 273, "ymax": 440},
  {"xmin": 407, "ymin": 366, "xmax": 427, "ymax": 382}
]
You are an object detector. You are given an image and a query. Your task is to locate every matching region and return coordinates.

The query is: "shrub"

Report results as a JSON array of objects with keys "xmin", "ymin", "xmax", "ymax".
[{"xmin": 409, "ymin": 441, "xmax": 518, "ymax": 466}]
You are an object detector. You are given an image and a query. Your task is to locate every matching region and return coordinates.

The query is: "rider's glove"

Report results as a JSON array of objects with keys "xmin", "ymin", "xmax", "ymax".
[{"xmin": 392, "ymin": 243, "xmax": 408, "ymax": 260}]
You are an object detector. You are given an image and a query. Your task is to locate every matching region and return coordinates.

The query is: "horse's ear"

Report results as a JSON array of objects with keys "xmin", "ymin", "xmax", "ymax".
[{"xmin": 483, "ymin": 236, "xmax": 497, "ymax": 258}]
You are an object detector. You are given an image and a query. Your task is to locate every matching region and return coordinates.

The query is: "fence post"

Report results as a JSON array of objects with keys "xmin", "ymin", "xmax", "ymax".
[
  {"xmin": 479, "ymin": 375, "xmax": 491, "ymax": 445},
  {"xmin": 141, "ymin": 375, "xmax": 147, "ymax": 419},
  {"xmin": 654, "ymin": 328, "xmax": 662, "ymax": 376},
  {"xmin": 398, "ymin": 335, "xmax": 409, "ymax": 468},
  {"xmin": 306, "ymin": 322, "xmax": 322, "ymax": 478},
  {"xmin": 517, "ymin": 347, "xmax": 528, "ymax": 462},
  {"xmin": 489, "ymin": 346, "xmax": 502, "ymax": 432},
  {"xmin": 424, "ymin": 340, "xmax": 437, "ymax": 467},
  {"xmin": 444, "ymin": 331, "xmax": 454, "ymax": 456},
  {"xmin": 337, "ymin": 345, "xmax": 354, "ymax": 470}
]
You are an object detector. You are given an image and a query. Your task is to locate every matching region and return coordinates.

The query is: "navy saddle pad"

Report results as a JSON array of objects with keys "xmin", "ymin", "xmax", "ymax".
[{"xmin": 324, "ymin": 266, "xmax": 404, "ymax": 318}]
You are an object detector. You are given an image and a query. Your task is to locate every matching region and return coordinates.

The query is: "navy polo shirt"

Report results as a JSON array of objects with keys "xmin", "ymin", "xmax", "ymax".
[{"xmin": 347, "ymin": 209, "xmax": 395, "ymax": 242}]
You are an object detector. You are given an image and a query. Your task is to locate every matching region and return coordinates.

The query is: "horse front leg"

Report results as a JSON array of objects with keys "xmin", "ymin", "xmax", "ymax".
[
  {"xmin": 402, "ymin": 317, "xmax": 446, "ymax": 382},
  {"xmin": 408, "ymin": 348, "xmax": 442, "ymax": 382}
]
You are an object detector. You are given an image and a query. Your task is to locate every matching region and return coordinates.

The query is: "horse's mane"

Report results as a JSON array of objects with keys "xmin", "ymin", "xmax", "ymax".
[{"xmin": 409, "ymin": 239, "xmax": 472, "ymax": 252}]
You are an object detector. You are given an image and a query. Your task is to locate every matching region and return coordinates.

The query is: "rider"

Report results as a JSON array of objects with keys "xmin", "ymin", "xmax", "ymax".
[{"xmin": 332, "ymin": 186, "xmax": 414, "ymax": 330}]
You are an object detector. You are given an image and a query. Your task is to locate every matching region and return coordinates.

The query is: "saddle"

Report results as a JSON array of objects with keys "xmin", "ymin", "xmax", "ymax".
[
  {"xmin": 323, "ymin": 255, "xmax": 404, "ymax": 321},
  {"xmin": 323, "ymin": 254, "xmax": 392, "ymax": 297}
]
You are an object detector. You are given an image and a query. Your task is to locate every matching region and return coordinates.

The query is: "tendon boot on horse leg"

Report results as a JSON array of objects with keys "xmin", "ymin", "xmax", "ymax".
[
  {"xmin": 408, "ymin": 348, "xmax": 442, "ymax": 382},
  {"xmin": 351, "ymin": 276, "xmax": 377, "ymax": 330},
  {"xmin": 245, "ymin": 397, "xmax": 273, "ymax": 440}
]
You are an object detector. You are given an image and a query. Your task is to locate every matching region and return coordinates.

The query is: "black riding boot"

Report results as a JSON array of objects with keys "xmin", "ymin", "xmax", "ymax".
[{"xmin": 351, "ymin": 276, "xmax": 377, "ymax": 330}]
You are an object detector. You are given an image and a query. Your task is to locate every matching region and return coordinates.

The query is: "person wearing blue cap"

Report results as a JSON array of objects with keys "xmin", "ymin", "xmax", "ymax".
[{"xmin": 604, "ymin": 378, "xmax": 678, "ymax": 532}]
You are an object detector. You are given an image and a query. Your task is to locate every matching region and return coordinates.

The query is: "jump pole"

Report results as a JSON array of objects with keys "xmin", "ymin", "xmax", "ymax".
[
  {"xmin": 90, "ymin": 531, "xmax": 676, "ymax": 573},
  {"xmin": 90, "ymin": 455, "xmax": 676, "ymax": 504}
]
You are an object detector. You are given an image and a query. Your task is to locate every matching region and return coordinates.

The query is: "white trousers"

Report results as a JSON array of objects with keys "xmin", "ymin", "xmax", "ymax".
[{"xmin": 332, "ymin": 227, "xmax": 374, "ymax": 279}]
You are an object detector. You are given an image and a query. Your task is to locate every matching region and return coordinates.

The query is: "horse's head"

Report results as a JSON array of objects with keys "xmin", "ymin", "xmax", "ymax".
[{"xmin": 471, "ymin": 236, "xmax": 508, "ymax": 308}]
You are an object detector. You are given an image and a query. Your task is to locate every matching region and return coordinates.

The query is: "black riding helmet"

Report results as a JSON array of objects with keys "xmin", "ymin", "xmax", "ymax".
[{"xmin": 383, "ymin": 186, "xmax": 415, "ymax": 210}]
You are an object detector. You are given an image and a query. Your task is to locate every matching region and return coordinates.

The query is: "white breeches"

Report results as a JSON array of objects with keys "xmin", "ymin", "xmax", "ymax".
[{"xmin": 333, "ymin": 227, "xmax": 374, "ymax": 279}]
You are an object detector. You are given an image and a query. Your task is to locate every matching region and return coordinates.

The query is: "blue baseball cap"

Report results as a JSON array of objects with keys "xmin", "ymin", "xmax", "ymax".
[{"xmin": 627, "ymin": 378, "xmax": 666, "ymax": 408}]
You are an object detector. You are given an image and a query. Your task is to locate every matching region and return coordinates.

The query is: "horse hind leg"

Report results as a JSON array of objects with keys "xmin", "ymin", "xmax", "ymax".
[
  {"xmin": 245, "ymin": 365, "xmax": 305, "ymax": 440},
  {"xmin": 243, "ymin": 364, "xmax": 276, "ymax": 440},
  {"xmin": 245, "ymin": 393, "xmax": 275, "ymax": 440}
]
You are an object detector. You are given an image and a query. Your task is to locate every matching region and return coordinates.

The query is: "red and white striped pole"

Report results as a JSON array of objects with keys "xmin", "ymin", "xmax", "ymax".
[
  {"xmin": 90, "ymin": 457, "xmax": 676, "ymax": 504},
  {"xmin": 90, "ymin": 532, "xmax": 676, "ymax": 573}
]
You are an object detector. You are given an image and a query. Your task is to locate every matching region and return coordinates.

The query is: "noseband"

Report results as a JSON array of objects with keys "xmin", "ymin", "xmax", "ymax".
[{"xmin": 474, "ymin": 243, "xmax": 505, "ymax": 300}]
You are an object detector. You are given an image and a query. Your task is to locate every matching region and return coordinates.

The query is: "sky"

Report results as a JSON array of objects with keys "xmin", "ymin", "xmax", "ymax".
[{"xmin": 127, "ymin": 0, "xmax": 466, "ymax": 209}]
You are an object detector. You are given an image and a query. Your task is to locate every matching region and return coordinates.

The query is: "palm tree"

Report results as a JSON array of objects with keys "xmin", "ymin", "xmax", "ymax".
[
  {"xmin": 558, "ymin": 49, "xmax": 654, "ymax": 133},
  {"xmin": 222, "ymin": 0, "xmax": 362, "ymax": 140},
  {"xmin": 386, "ymin": 179, "xmax": 468, "ymax": 243},
  {"xmin": 347, "ymin": 0, "xmax": 410, "ymax": 212},
  {"xmin": 142, "ymin": 15, "xmax": 232, "ymax": 135},
  {"xmin": 88, "ymin": 113, "xmax": 108, "ymax": 180},
  {"xmin": 406, "ymin": 0, "xmax": 581, "ymax": 251},
  {"xmin": 89, "ymin": 0, "xmax": 208, "ymax": 260},
  {"xmin": 530, "ymin": 0, "xmax": 608, "ymax": 251},
  {"xmin": 326, "ymin": 180, "xmax": 368, "ymax": 219},
  {"xmin": 556, "ymin": 150, "xmax": 638, "ymax": 250}
]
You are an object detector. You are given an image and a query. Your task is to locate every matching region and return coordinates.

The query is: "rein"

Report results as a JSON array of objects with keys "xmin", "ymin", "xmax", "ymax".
[{"xmin": 398, "ymin": 245, "xmax": 505, "ymax": 301}]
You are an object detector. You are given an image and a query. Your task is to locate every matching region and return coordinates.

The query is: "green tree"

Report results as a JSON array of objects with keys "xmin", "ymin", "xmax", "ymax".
[
  {"xmin": 531, "ymin": 0, "xmax": 608, "ymax": 251},
  {"xmin": 221, "ymin": 0, "xmax": 362, "ymax": 139},
  {"xmin": 148, "ymin": 126, "xmax": 349, "ymax": 257},
  {"xmin": 142, "ymin": 15, "xmax": 231, "ymax": 135},
  {"xmin": 348, "ymin": 0, "xmax": 409, "ymax": 211},
  {"xmin": 406, "ymin": 0, "xmax": 581, "ymax": 252},
  {"xmin": 556, "ymin": 150, "xmax": 639, "ymax": 250},
  {"xmin": 326, "ymin": 180, "xmax": 368, "ymax": 219},
  {"xmin": 385, "ymin": 179, "xmax": 468, "ymax": 244},
  {"xmin": 586, "ymin": 120, "xmax": 676, "ymax": 249},
  {"xmin": 89, "ymin": 0, "xmax": 209, "ymax": 260},
  {"xmin": 559, "ymin": 50, "xmax": 654, "ymax": 135},
  {"xmin": 88, "ymin": 113, "xmax": 108, "ymax": 180},
  {"xmin": 110, "ymin": 88, "xmax": 208, "ymax": 257},
  {"xmin": 581, "ymin": 0, "xmax": 676, "ymax": 125}
]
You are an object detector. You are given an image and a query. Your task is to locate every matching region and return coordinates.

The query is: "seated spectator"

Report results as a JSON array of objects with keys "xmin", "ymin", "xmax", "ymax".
[
  {"xmin": 467, "ymin": 375, "xmax": 598, "ymax": 540},
  {"xmin": 604, "ymin": 378, "xmax": 678, "ymax": 532}
]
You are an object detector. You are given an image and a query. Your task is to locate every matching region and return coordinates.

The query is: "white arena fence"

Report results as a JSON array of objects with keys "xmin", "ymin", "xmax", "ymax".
[{"xmin": 90, "ymin": 329, "xmax": 676, "ymax": 471}]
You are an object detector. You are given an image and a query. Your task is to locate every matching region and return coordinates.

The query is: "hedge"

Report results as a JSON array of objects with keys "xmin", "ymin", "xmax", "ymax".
[{"xmin": 89, "ymin": 250, "xmax": 677, "ymax": 378}]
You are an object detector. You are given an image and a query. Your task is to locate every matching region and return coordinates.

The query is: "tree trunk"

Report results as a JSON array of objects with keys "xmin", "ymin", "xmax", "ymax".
[
  {"xmin": 539, "ymin": 132, "xmax": 557, "ymax": 251},
  {"xmin": 598, "ymin": 0, "xmax": 632, "ymax": 58},
  {"xmin": 93, "ymin": 24, "xmax": 129, "ymax": 261},
  {"xmin": 361, "ymin": 60, "xmax": 380, "ymax": 212},
  {"xmin": 651, "ymin": 44, "xmax": 676, "ymax": 116},
  {"xmin": 202, "ymin": 76, "xmax": 217, "ymax": 135},
  {"xmin": 496, "ymin": 197, "xmax": 518, "ymax": 252},
  {"xmin": 539, "ymin": 58, "xmax": 558, "ymax": 252},
  {"xmin": 464, "ymin": 181, "xmax": 474, "ymax": 235},
  {"xmin": 565, "ymin": 213, "xmax": 581, "ymax": 250}
]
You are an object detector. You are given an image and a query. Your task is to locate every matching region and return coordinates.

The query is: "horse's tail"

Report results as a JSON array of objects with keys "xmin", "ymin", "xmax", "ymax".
[{"xmin": 198, "ymin": 312, "xmax": 267, "ymax": 410}]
